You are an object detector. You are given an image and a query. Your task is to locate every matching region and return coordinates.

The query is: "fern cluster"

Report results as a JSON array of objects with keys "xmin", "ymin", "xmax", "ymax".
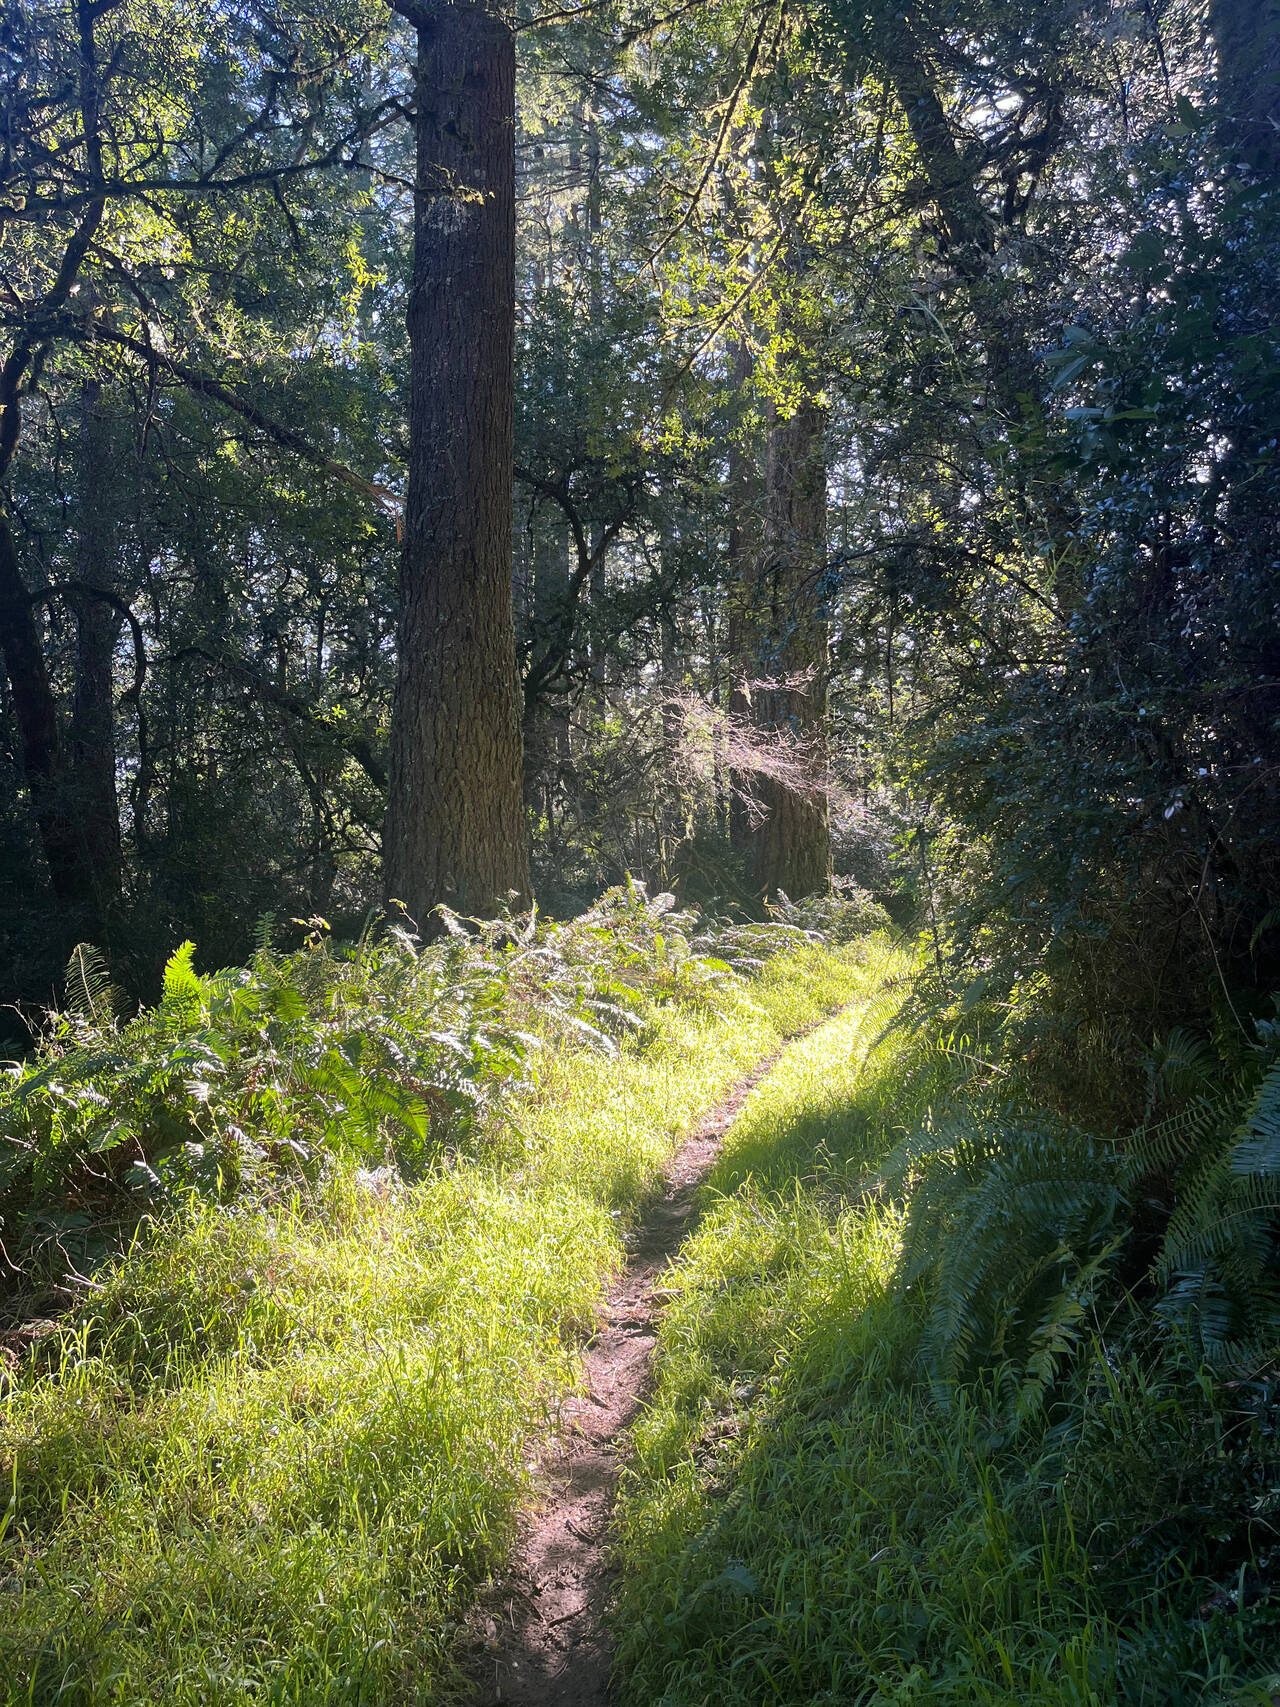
[
  {"xmin": 880, "ymin": 1107, "xmax": 1124, "ymax": 1406},
  {"xmin": 0, "ymin": 885, "xmax": 826, "ymax": 1296},
  {"xmin": 879, "ymin": 994, "xmax": 1280, "ymax": 1396},
  {"xmin": 1151, "ymin": 1059, "xmax": 1280, "ymax": 1367},
  {"xmin": 2, "ymin": 930, "xmax": 514, "ymax": 1286},
  {"xmin": 768, "ymin": 876, "xmax": 894, "ymax": 945}
]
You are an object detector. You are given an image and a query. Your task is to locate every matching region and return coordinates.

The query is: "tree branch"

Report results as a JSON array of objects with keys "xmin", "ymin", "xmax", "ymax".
[
  {"xmin": 32, "ymin": 580, "xmax": 146, "ymax": 703},
  {"xmin": 175, "ymin": 645, "xmax": 388, "ymax": 789},
  {"xmin": 86, "ymin": 323, "xmax": 402, "ymax": 519}
]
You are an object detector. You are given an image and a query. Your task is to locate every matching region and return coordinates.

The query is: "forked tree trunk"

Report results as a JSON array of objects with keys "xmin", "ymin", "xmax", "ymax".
[
  {"xmin": 0, "ymin": 409, "xmax": 122, "ymax": 950},
  {"xmin": 384, "ymin": 0, "xmax": 530, "ymax": 927},
  {"xmin": 882, "ymin": 28, "xmax": 1036, "ymax": 421},
  {"xmin": 0, "ymin": 0, "xmax": 112, "ymax": 949}
]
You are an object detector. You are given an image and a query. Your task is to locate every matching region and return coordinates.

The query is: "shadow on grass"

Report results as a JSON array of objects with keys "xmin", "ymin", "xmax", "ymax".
[{"xmin": 612, "ymin": 1002, "xmax": 1280, "ymax": 1707}]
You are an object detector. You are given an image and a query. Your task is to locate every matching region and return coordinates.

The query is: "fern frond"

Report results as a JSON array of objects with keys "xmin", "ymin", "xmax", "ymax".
[
  {"xmin": 64, "ymin": 943, "xmax": 121, "ymax": 1028},
  {"xmin": 1231, "ymin": 1063, "xmax": 1280, "ymax": 1177},
  {"xmin": 1123, "ymin": 1091, "xmax": 1236, "ymax": 1182},
  {"xmin": 887, "ymin": 1105, "xmax": 1124, "ymax": 1393},
  {"xmin": 161, "ymin": 941, "xmax": 203, "ymax": 1009},
  {"xmin": 1155, "ymin": 1062, "xmax": 1280, "ymax": 1366}
]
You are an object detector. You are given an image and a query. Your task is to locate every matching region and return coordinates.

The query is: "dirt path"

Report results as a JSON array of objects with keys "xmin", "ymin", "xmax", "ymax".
[{"xmin": 471, "ymin": 1039, "xmax": 801, "ymax": 1707}]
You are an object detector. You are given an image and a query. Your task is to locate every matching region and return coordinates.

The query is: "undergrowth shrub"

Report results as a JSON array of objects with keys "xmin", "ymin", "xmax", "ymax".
[
  {"xmin": 0, "ymin": 882, "xmax": 856, "ymax": 1304},
  {"xmin": 1068, "ymin": 1329, "xmax": 1280, "ymax": 1630},
  {"xmin": 1152, "ymin": 1054, "xmax": 1280, "ymax": 1367},
  {"xmin": 873, "ymin": 979, "xmax": 1280, "ymax": 1395},
  {"xmin": 881, "ymin": 1110, "xmax": 1125, "ymax": 1406},
  {"xmin": 772, "ymin": 874, "xmax": 894, "ymax": 944}
]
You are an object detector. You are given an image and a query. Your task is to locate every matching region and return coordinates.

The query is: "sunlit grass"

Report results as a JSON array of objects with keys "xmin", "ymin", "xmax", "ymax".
[
  {"xmin": 613, "ymin": 975, "xmax": 1280, "ymax": 1707},
  {"xmin": 0, "ymin": 941, "xmax": 869, "ymax": 1705}
]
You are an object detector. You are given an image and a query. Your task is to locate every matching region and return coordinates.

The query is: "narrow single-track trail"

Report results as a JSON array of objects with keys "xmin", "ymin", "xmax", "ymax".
[{"xmin": 473, "ymin": 1028, "xmax": 824, "ymax": 1707}]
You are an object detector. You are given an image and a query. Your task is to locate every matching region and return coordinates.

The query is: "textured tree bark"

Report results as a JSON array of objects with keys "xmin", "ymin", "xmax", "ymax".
[
  {"xmin": 749, "ymin": 396, "xmax": 831, "ymax": 902},
  {"xmin": 725, "ymin": 338, "xmax": 764, "ymax": 851},
  {"xmin": 725, "ymin": 334, "xmax": 830, "ymax": 901},
  {"xmin": 384, "ymin": 0, "xmax": 530, "ymax": 927},
  {"xmin": 582, "ymin": 101, "xmax": 611, "ymax": 688}
]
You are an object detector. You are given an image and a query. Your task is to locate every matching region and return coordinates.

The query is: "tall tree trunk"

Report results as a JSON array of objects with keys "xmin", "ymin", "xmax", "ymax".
[
  {"xmin": 384, "ymin": 0, "xmax": 530, "ymax": 926},
  {"xmin": 749, "ymin": 395, "xmax": 831, "ymax": 901},
  {"xmin": 725, "ymin": 330, "xmax": 831, "ymax": 901},
  {"xmin": 584, "ymin": 102, "xmax": 612, "ymax": 686},
  {"xmin": 0, "ymin": 511, "xmax": 97, "ymax": 929},
  {"xmin": 725, "ymin": 338, "xmax": 764, "ymax": 851}
]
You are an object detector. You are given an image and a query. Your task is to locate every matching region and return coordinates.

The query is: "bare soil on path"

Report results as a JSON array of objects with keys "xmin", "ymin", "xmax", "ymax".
[{"xmin": 470, "ymin": 1034, "xmax": 810, "ymax": 1707}]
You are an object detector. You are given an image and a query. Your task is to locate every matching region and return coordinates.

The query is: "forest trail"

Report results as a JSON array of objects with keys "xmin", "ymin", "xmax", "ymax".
[{"xmin": 473, "ymin": 1031, "xmax": 816, "ymax": 1707}]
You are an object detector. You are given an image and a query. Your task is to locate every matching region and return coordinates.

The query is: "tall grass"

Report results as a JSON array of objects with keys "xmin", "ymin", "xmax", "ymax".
[
  {"xmin": 0, "ymin": 930, "xmax": 866, "ymax": 1705},
  {"xmin": 613, "ymin": 979, "xmax": 1280, "ymax": 1707}
]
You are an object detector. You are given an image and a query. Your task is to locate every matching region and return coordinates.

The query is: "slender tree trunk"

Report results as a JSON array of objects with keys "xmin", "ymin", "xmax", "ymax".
[
  {"xmin": 384, "ymin": 0, "xmax": 530, "ymax": 926},
  {"xmin": 69, "ymin": 379, "xmax": 123, "ymax": 905},
  {"xmin": 0, "ymin": 510, "xmax": 94, "ymax": 925},
  {"xmin": 657, "ymin": 543, "xmax": 686, "ymax": 887},
  {"xmin": 520, "ymin": 509, "xmax": 570, "ymax": 821},
  {"xmin": 586, "ymin": 110, "xmax": 611, "ymax": 685}
]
